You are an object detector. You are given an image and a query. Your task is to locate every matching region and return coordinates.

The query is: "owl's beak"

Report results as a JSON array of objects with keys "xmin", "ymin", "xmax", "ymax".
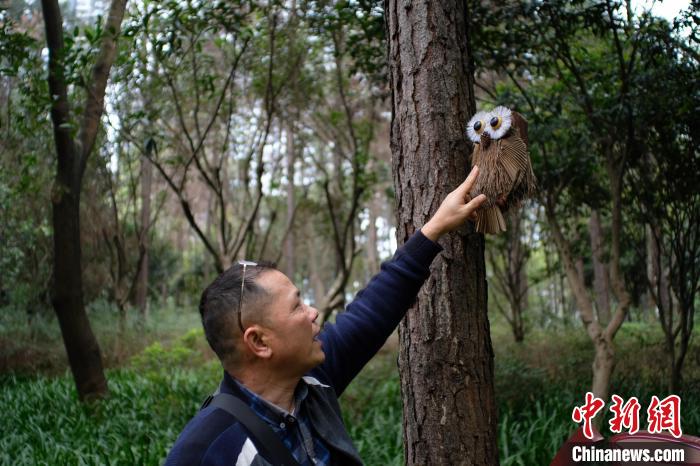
[{"xmin": 480, "ymin": 132, "xmax": 491, "ymax": 150}]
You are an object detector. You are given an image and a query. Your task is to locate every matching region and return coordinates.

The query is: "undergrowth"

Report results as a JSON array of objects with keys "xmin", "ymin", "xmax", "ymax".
[
  {"xmin": 0, "ymin": 304, "xmax": 203, "ymax": 374},
  {"xmin": 2, "ymin": 317, "xmax": 698, "ymax": 465}
]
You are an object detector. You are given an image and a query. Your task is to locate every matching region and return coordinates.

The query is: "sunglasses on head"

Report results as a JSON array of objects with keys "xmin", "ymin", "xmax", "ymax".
[{"xmin": 237, "ymin": 260, "xmax": 258, "ymax": 332}]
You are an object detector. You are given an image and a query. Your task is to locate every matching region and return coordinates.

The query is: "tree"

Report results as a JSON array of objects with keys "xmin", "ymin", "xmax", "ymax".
[
  {"xmin": 41, "ymin": 0, "xmax": 128, "ymax": 400},
  {"xmin": 474, "ymin": 0, "xmax": 700, "ymax": 398},
  {"xmin": 114, "ymin": 1, "xmax": 298, "ymax": 275},
  {"xmin": 0, "ymin": 8, "xmax": 54, "ymax": 320},
  {"xmin": 302, "ymin": 12, "xmax": 379, "ymax": 320},
  {"xmin": 486, "ymin": 207, "xmax": 536, "ymax": 342},
  {"xmin": 629, "ymin": 12, "xmax": 699, "ymax": 391},
  {"xmin": 386, "ymin": 1, "xmax": 498, "ymax": 464},
  {"xmin": 98, "ymin": 135, "xmax": 163, "ymax": 328},
  {"xmin": 474, "ymin": 0, "xmax": 672, "ymax": 402}
]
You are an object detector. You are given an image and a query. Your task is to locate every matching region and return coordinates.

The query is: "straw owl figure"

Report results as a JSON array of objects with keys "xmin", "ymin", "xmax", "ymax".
[{"xmin": 466, "ymin": 106, "xmax": 536, "ymax": 234}]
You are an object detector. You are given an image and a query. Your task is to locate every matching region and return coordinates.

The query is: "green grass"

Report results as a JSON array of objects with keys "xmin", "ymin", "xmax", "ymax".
[
  {"xmin": 1, "ymin": 327, "xmax": 219, "ymax": 466},
  {"xmin": 1, "ymin": 313, "xmax": 698, "ymax": 465},
  {"xmin": 1, "ymin": 368, "xmax": 211, "ymax": 465}
]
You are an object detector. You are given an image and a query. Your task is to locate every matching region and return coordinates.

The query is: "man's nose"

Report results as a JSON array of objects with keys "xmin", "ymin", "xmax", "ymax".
[{"xmin": 308, "ymin": 304, "xmax": 319, "ymax": 323}]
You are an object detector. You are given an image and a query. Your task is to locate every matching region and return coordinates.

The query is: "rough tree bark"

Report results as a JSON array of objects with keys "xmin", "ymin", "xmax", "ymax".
[
  {"xmin": 386, "ymin": 1, "xmax": 498, "ymax": 464},
  {"xmin": 41, "ymin": 0, "xmax": 128, "ymax": 400}
]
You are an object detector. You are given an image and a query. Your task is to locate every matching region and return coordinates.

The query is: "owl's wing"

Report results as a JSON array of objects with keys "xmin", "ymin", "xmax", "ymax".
[
  {"xmin": 488, "ymin": 131, "xmax": 536, "ymax": 213},
  {"xmin": 499, "ymin": 133, "xmax": 530, "ymax": 182}
]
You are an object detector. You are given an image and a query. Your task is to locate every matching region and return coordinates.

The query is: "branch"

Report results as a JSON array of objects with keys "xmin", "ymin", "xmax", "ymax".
[
  {"xmin": 331, "ymin": 30, "xmax": 358, "ymax": 156},
  {"xmin": 273, "ymin": 184, "xmax": 309, "ymax": 264},
  {"xmin": 323, "ymin": 180, "xmax": 347, "ymax": 276},
  {"xmin": 78, "ymin": 0, "xmax": 128, "ymax": 178},
  {"xmin": 544, "ymin": 197, "xmax": 598, "ymax": 335},
  {"xmin": 115, "ymin": 125, "xmax": 222, "ymax": 271},
  {"xmin": 500, "ymin": 64, "xmax": 537, "ymax": 114},
  {"xmin": 257, "ymin": 210, "xmax": 277, "ymax": 258},
  {"xmin": 41, "ymin": 0, "xmax": 79, "ymax": 183}
]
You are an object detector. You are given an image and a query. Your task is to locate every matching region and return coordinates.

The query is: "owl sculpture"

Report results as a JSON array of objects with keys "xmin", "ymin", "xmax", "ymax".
[{"xmin": 466, "ymin": 106, "xmax": 536, "ymax": 234}]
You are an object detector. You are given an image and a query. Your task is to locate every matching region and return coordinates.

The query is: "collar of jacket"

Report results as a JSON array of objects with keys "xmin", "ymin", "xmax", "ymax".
[{"xmin": 220, "ymin": 369, "xmax": 364, "ymax": 465}]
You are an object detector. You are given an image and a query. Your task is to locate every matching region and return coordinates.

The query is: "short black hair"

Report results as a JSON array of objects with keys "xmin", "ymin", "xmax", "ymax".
[{"xmin": 199, "ymin": 261, "xmax": 277, "ymax": 365}]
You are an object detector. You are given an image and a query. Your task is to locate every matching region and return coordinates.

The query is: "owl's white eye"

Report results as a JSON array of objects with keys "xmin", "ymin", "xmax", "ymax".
[
  {"xmin": 466, "ymin": 111, "xmax": 489, "ymax": 143},
  {"xmin": 485, "ymin": 106, "xmax": 512, "ymax": 140}
]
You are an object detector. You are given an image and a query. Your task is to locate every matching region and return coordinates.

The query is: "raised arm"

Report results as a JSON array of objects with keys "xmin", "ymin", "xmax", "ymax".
[{"xmin": 313, "ymin": 167, "xmax": 487, "ymax": 395}]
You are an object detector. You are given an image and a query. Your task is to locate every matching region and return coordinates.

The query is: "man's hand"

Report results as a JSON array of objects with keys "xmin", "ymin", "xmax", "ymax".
[{"xmin": 421, "ymin": 166, "xmax": 487, "ymax": 242}]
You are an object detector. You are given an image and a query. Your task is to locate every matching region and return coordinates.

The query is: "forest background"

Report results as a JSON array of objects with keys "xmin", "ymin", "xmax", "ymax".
[{"xmin": 0, "ymin": 0, "xmax": 698, "ymax": 464}]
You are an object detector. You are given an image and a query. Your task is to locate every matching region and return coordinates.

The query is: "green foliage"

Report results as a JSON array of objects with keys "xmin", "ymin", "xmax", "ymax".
[
  {"xmin": 2, "ymin": 1, "xmax": 698, "ymax": 461},
  {"xmin": 0, "ymin": 10, "xmax": 36, "ymax": 75},
  {"xmin": 342, "ymin": 354, "xmax": 403, "ymax": 466},
  {"xmin": 0, "ymin": 368, "xmax": 211, "ymax": 466},
  {"xmin": 1, "ymin": 321, "xmax": 699, "ymax": 465},
  {"xmin": 499, "ymin": 397, "xmax": 573, "ymax": 466},
  {"xmin": 131, "ymin": 328, "xmax": 210, "ymax": 377},
  {"xmin": 0, "ymin": 12, "xmax": 54, "ymax": 313}
]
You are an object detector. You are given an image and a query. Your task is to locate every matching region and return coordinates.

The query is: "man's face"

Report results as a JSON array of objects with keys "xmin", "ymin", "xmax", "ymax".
[{"xmin": 255, "ymin": 270, "xmax": 325, "ymax": 376}]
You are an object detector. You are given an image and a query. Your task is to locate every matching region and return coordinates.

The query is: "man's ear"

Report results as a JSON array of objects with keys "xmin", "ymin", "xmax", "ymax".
[{"xmin": 242, "ymin": 325, "xmax": 272, "ymax": 359}]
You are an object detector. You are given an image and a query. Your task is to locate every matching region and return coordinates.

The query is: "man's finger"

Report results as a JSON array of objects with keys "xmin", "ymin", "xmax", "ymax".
[
  {"xmin": 457, "ymin": 165, "xmax": 480, "ymax": 198},
  {"xmin": 464, "ymin": 193, "xmax": 487, "ymax": 212}
]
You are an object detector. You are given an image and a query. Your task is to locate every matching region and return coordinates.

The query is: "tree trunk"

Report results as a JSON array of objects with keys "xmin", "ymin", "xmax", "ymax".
[
  {"xmin": 387, "ymin": 1, "xmax": 498, "ymax": 464},
  {"xmin": 135, "ymin": 154, "xmax": 152, "ymax": 317},
  {"xmin": 52, "ymin": 186, "xmax": 108, "ymax": 400},
  {"xmin": 589, "ymin": 209, "xmax": 611, "ymax": 324},
  {"xmin": 647, "ymin": 224, "xmax": 691, "ymax": 393},
  {"xmin": 42, "ymin": 0, "xmax": 127, "ymax": 400},
  {"xmin": 591, "ymin": 338, "xmax": 615, "ymax": 403},
  {"xmin": 366, "ymin": 191, "xmax": 381, "ymax": 278},
  {"xmin": 545, "ymin": 200, "xmax": 629, "ymax": 403},
  {"xmin": 507, "ymin": 209, "xmax": 527, "ymax": 342},
  {"xmin": 284, "ymin": 121, "xmax": 296, "ymax": 279}
]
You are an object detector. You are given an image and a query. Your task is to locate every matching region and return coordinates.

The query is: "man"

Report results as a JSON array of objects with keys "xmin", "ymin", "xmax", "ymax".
[{"xmin": 165, "ymin": 166, "xmax": 487, "ymax": 465}]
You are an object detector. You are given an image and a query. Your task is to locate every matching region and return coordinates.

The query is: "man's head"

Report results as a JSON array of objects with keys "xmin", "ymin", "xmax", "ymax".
[{"xmin": 199, "ymin": 262, "xmax": 325, "ymax": 376}]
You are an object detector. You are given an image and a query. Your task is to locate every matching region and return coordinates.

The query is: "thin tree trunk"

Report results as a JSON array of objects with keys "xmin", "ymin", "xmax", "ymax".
[
  {"xmin": 135, "ymin": 154, "xmax": 152, "ymax": 317},
  {"xmin": 42, "ymin": 0, "xmax": 127, "ymax": 400},
  {"xmin": 647, "ymin": 224, "xmax": 689, "ymax": 393},
  {"xmin": 284, "ymin": 121, "xmax": 296, "ymax": 279},
  {"xmin": 366, "ymin": 191, "xmax": 381, "ymax": 278},
  {"xmin": 284, "ymin": 0, "xmax": 298, "ymax": 279},
  {"xmin": 507, "ymin": 209, "xmax": 527, "ymax": 342},
  {"xmin": 387, "ymin": 1, "xmax": 498, "ymax": 464},
  {"xmin": 545, "ymin": 200, "xmax": 629, "ymax": 404},
  {"xmin": 589, "ymin": 209, "xmax": 611, "ymax": 324},
  {"xmin": 592, "ymin": 341, "xmax": 615, "ymax": 402}
]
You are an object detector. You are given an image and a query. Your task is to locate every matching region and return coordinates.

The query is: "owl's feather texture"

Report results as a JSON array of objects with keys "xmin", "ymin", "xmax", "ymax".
[{"xmin": 468, "ymin": 110, "xmax": 536, "ymax": 234}]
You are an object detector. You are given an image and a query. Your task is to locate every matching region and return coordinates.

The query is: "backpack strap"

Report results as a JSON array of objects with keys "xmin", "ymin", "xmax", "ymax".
[{"xmin": 202, "ymin": 392, "xmax": 301, "ymax": 466}]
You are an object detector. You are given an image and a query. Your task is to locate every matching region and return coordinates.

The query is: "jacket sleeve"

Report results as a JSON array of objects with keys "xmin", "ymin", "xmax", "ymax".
[{"xmin": 314, "ymin": 230, "xmax": 442, "ymax": 395}]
